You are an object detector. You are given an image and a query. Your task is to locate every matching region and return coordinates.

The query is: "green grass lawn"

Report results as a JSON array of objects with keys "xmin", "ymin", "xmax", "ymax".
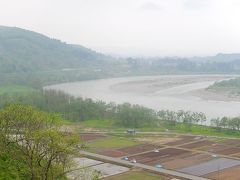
[
  {"xmin": 0, "ymin": 85, "xmax": 36, "ymax": 95},
  {"xmin": 88, "ymin": 136, "xmax": 140, "ymax": 149},
  {"xmin": 104, "ymin": 171, "xmax": 165, "ymax": 180},
  {"xmin": 170, "ymin": 123, "xmax": 240, "ymax": 138}
]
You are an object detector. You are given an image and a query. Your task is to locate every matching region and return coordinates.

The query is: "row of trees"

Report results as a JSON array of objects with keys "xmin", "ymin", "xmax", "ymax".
[
  {"xmin": 115, "ymin": 103, "xmax": 156, "ymax": 128},
  {"xmin": 0, "ymin": 90, "xmax": 157, "ymax": 128},
  {"xmin": 211, "ymin": 117, "xmax": 240, "ymax": 131},
  {"xmin": 0, "ymin": 104, "xmax": 80, "ymax": 179},
  {"xmin": 158, "ymin": 110, "xmax": 207, "ymax": 126},
  {"xmin": 2, "ymin": 90, "xmax": 240, "ymax": 131},
  {"xmin": 0, "ymin": 90, "xmax": 208, "ymax": 129}
]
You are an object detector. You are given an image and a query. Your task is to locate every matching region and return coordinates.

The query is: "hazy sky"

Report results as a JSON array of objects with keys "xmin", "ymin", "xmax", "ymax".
[{"xmin": 1, "ymin": 0, "xmax": 240, "ymax": 57}]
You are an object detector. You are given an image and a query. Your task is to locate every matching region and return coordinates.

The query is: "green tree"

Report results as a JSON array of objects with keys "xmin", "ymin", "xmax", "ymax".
[{"xmin": 0, "ymin": 104, "xmax": 80, "ymax": 180}]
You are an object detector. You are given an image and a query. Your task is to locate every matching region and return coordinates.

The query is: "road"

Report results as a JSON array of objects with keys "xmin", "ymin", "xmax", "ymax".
[{"xmin": 80, "ymin": 150, "xmax": 210, "ymax": 180}]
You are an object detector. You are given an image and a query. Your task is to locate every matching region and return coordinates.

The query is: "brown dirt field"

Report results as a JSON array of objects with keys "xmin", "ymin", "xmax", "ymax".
[
  {"xmin": 164, "ymin": 135, "xmax": 204, "ymax": 146},
  {"xmin": 117, "ymin": 144, "xmax": 162, "ymax": 155},
  {"xmin": 215, "ymin": 147, "xmax": 240, "ymax": 155},
  {"xmin": 129, "ymin": 148, "xmax": 191, "ymax": 165},
  {"xmin": 96, "ymin": 149, "xmax": 127, "ymax": 157},
  {"xmin": 162, "ymin": 153, "xmax": 212, "ymax": 170},
  {"xmin": 220, "ymin": 139, "xmax": 240, "ymax": 147},
  {"xmin": 179, "ymin": 140, "xmax": 215, "ymax": 149},
  {"xmin": 232, "ymin": 153, "xmax": 240, "ymax": 158},
  {"xmin": 198, "ymin": 144, "xmax": 228, "ymax": 152},
  {"xmin": 205, "ymin": 165, "xmax": 240, "ymax": 180},
  {"xmin": 80, "ymin": 133, "xmax": 106, "ymax": 141},
  {"xmin": 135, "ymin": 136, "xmax": 180, "ymax": 145}
]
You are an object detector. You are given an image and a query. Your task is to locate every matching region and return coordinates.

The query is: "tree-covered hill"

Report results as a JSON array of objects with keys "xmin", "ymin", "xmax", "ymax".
[
  {"xmin": 2, "ymin": 25, "xmax": 240, "ymax": 89},
  {"xmin": 0, "ymin": 26, "xmax": 112, "ymax": 73}
]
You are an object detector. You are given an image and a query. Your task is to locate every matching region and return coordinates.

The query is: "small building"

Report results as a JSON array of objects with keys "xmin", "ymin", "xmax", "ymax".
[{"xmin": 127, "ymin": 129, "xmax": 136, "ymax": 135}]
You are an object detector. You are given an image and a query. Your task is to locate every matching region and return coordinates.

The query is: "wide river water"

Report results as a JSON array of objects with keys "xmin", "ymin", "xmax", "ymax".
[{"xmin": 45, "ymin": 75, "xmax": 240, "ymax": 125}]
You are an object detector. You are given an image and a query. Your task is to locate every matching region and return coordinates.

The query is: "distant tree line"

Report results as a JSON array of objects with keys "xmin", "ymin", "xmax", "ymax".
[
  {"xmin": 211, "ymin": 117, "xmax": 240, "ymax": 131},
  {"xmin": 158, "ymin": 110, "xmax": 207, "ymax": 130}
]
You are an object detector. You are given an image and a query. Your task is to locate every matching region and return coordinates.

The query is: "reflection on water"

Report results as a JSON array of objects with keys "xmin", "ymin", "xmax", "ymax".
[{"xmin": 44, "ymin": 75, "xmax": 240, "ymax": 124}]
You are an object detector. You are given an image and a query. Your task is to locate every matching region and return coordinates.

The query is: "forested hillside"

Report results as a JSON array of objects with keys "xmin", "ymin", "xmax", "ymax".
[
  {"xmin": 0, "ymin": 26, "xmax": 128, "ymax": 88},
  {"xmin": 1, "ymin": 26, "xmax": 240, "ymax": 89},
  {"xmin": 0, "ymin": 26, "xmax": 113, "ymax": 73}
]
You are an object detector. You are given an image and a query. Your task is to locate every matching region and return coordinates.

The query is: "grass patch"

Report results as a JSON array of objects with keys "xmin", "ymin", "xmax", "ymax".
[
  {"xmin": 0, "ymin": 85, "xmax": 36, "ymax": 95},
  {"xmin": 166, "ymin": 123, "xmax": 240, "ymax": 138},
  {"xmin": 79, "ymin": 119, "xmax": 240, "ymax": 139},
  {"xmin": 104, "ymin": 171, "xmax": 165, "ymax": 180},
  {"xmin": 88, "ymin": 136, "xmax": 139, "ymax": 149}
]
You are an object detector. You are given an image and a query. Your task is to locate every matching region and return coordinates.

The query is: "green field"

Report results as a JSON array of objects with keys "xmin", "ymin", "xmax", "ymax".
[
  {"xmin": 104, "ymin": 171, "xmax": 165, "ymax": 180},
  {"xmin": 80, "ymin": 119, "xmax": 240, "ymax": 138},
  {"xmin": 0, "ymin": 85, "xmax": 36, "ymax": 95}
]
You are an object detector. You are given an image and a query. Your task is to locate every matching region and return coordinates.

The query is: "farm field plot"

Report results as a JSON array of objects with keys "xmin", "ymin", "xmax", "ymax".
[
  {"xmin": 95, "ymin": 149, "xmax": 127, "ymax": 157},
  {"xmin": 198, "ymin": 143, "xmax": 229, "ymax": 153},
  {"xmin": 91, "ymin": 163, "xmax": 129, "ymax": 178},
  {"xmin": 205, "ymin": 165, "xmax": 240, "ymax": 180},
  {"xmin": 80, "ymin": 133, "xmax": 106, "ymax": 141},
  {"xmin": 179, "ymin": 140, "xmax": 215, "ymax": 149},
  {"xmin": 88, "ymin": 136, "xmax": 140, "ymax": 149},
  {"xmin": 104, "ymin": 171, "xmax": 171, "ymax": 180},
  {"xmin": 179, "ymin": 158, "xmax": 240, "ymax": 176},
  {"xmin": 94, "ymin": 143, "xmax": 163, "ymax": 157},
  {"xmin": 87, "ymin": 136, "xmax": 141, "ymax": 157},
  {"xmin": 163, "ymin": 135, "xmax": 204, "ymax": 146},
  {"xmin": 134, "ymin": 135, "xmax": 180, "ymax": 145},
  {"xmin": 129, "ymin": 148, "xmax": 191, "ymax": 166},
  {"xmin": 232, "ymin": 153, "xmax": 240, "ymax": 158},
  {"xmin": 198, "ymin": 143, "xmax": 240, "ymax": 156},
  {"xmin": 162, "ymin": 153, "xmax": 213, "ymax": 170},
  {"xmin": 117, "ymin": 144, "xmax": 162, "ymax": 155},
  {"xmin": 81, "ymin": 133, "xmax": 240, "ymax": 180},
  {"xmin": 215, "ymin": 146, "xmax": 240, "ymax": 155},
  {"xmin": 220, "ymin": 139, "xmax": 240, "ymax": 146}
]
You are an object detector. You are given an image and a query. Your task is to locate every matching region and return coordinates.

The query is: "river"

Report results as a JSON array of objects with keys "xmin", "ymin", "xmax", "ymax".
[{"xmin": 44, "ymin": 75, "xmax": 240, "ymax": 124}]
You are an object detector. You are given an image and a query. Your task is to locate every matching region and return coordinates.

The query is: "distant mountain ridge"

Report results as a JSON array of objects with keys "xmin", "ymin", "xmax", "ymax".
[
  {"xmin": 188, "ymin": 53, "xmax": 240, "ymax": 63},
  {"xmin": 0, "ymin": 26, "xmax": 112, "ymax": 73},
  {"xmin": 1, "ymin": 25, "xmax": 240, "ymax": 77}
]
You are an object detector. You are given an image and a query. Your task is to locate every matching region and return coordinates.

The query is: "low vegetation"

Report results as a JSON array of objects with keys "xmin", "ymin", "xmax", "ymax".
[{"xmin": 208, "ymin": 78, "xmax": 240, "ymax": 95}]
